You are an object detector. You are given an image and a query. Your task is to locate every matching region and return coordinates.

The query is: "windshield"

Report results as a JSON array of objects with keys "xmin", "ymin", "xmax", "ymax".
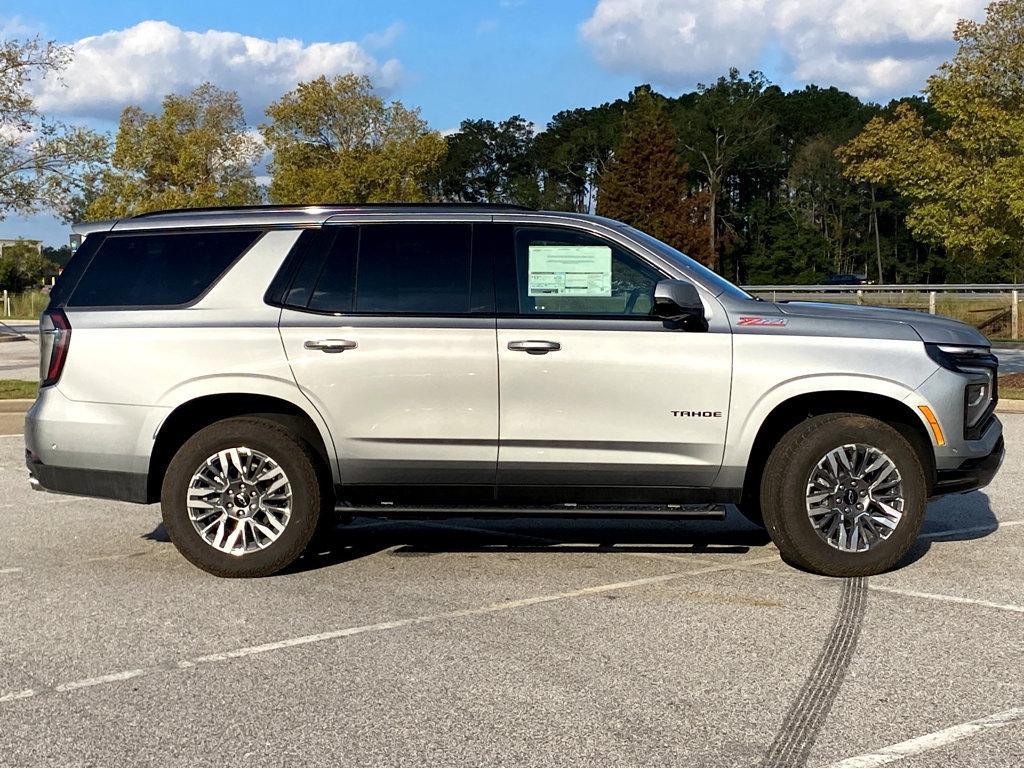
[{"xmin": 618, "ymin": 225, "xmax": 752, "ymax": 301}]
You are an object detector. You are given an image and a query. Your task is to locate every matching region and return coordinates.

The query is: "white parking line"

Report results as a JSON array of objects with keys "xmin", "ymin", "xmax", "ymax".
[
  {"xmin": 0, "ymin": 689, "xmax": 35, "ymax": 703},
  {"xmin": 869, "ymin": 584, "xmax": 1024, "ymax": 614},
  {"xmin": 0, "ymin": 553, "xmax": 779, "ymax": 705},
  {"xmin": 830, "ymin": 706, "xmax": 1024, "ymax": 767},
  {"xmin": 54, "ymin": 669, "xmax": 147, "ymax": 692},
  {"xmin": 730, "ymin": 561, "xmax": 1024, "ymax": 617},
  {"xmin": 0, "ymin": 567, "xmax": 22, "ymax": 574}
]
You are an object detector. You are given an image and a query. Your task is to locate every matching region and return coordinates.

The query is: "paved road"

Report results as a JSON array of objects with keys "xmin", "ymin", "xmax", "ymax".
[
  {"xmin": 1, "ymin": 419, "xmax": 1021, "ymax": 766},
  {"xmin": 995, "ymin": 347, "xmax": 1024, "ymax": 374},
  {"xmin": 0, "ymin": 323, "xmax": 38, "ymax": 381}
]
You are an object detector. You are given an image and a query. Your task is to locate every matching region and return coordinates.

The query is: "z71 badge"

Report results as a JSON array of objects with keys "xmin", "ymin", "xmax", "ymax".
[{"xmin": 738, "ymin": 316, "xmax": 788, "ymax": 327}]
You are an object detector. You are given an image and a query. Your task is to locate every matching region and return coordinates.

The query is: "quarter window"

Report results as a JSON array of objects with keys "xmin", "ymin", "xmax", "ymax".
[{"xmin": 67, "ymin": 230, "xmax": 261, "ymax": 307}]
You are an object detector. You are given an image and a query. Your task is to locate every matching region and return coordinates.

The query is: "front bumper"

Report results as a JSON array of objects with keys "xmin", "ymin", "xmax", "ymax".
[{"xmin": 933, "ymin": 434, "xmax": 1005, "ymax": 496}]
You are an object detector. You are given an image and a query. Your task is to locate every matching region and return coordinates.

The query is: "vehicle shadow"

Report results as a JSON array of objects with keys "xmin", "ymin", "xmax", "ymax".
[
  {"xmin": 280, "ymin": 508, "xmax": 773, "ymax": 574},
  {"xmin": 896, "ymin": 489, "xmax": 999, "ymax": 568},
  {"xmin": 142, "ymin": 490, "xmax": 1001, "ymax": 575}
]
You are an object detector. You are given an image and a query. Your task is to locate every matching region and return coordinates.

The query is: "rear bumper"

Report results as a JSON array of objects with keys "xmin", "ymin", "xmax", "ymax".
[
  {"xmin": 27, "ymin": 451, "xmax": 150, "ymax": 503},
  {"xmin": 933, "ymin": 434, "xmax": 1005, "ymax": 496}
]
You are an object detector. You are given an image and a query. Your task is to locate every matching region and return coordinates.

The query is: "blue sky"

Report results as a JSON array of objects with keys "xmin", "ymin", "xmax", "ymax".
[{"xmin": 3, "ymin": 0, "xmax": 985, "ymax": 245}]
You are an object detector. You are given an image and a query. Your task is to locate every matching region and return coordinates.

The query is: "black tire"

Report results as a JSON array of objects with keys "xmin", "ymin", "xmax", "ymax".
[
  {"xmin": 760, "ymin": 413, "xmax": 927, "ymax": 577},
  {"xmin": 161, "ymin": 417, "xmax": 331, "ymax": 577}
]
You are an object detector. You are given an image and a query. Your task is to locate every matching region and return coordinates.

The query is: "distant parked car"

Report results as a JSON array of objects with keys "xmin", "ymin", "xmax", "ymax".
[{"xmin": 824, "ymin": 273, "xmax": 868, "ymax": 285}]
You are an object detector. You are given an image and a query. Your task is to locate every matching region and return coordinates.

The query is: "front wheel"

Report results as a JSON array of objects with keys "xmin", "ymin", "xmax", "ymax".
[
  {"xmin": 161, "ymin": 417, "xmax": 329, "ymax": 577},
  {"xmin": 760, "ymin": 413, "xmax": 928, "ymax": 577}
]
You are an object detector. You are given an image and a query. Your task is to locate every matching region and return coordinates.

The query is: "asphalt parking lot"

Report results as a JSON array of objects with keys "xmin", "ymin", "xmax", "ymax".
[{"xmin": 1, "ymin": 421, "xmax": 1022, "ymax": 767}]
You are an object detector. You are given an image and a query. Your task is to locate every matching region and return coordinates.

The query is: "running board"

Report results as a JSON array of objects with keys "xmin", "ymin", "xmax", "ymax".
[{"xmin": 336, "ymin": 503, "xmax": 727, "ymax": 520}]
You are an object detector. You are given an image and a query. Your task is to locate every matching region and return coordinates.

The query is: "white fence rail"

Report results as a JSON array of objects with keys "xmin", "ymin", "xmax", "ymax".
[{"xmin": 742, "ymin": 283, "xmax": 1023, "ymax": 339}]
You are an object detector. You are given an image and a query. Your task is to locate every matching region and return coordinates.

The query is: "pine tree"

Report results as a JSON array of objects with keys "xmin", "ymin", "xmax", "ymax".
[{"xmin": 596, "ymin": 88, "xmax": 713, "ymax": 266}]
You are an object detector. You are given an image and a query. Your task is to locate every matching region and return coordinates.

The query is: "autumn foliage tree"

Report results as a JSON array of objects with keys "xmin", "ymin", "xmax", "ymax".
[
  {"xmin": 86, "ymin": 83, "xmax": 263, "ymax": 218},
  {"xmin": 838, "ymin": 0, "xmax": 1024, "ymax": 278},
  {"xmin": 262, "ymin": 74, "xmax": 446, "ymax": 203},
  {"xmin": 596, "ymin": 88, "xmax": 713, "ymax": 265}
]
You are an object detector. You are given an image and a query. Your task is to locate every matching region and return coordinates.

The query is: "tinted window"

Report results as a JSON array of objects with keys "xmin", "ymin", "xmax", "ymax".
[
  {"xmin": 47, "ymin": 232, "xmax": 105, "ymax": 308},
  {"xmin": 513, "ymin": 227, "xmax": 663, "ymax": 316},
  {"xmin": 68, "ymin": 230, "xmax": 260, "ymax": 307},
  {"xmin": 308, "ymin": 228, "xmax": 358, "ymax": 312},
  {"xmin": 356, "ymin": 224, "xmax": 472, "ymax": 314},
  {"xmin": 276, "ymin": 228, "xmax": 350, "ymax": 311}
]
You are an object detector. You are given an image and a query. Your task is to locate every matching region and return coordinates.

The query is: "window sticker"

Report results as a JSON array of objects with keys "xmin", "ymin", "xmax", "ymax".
[{"xmin": 527, "ymin": 245, "xmax": 612, "ymax": 297}]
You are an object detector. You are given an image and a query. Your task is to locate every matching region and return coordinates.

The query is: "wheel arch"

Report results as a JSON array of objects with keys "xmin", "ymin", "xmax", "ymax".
[
  {"xmin": 739, "ymin": 390, "xmax": 937, "ymax": 510},
  {"xmin": 147, "ymin": 393, "xmax": 335, "ymax": 503}
]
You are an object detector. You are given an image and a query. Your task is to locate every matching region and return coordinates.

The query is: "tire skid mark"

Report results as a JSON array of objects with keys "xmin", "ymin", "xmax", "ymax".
[{"xmin": 762, "ymin": 577, "xmax": 868, "ymax": 767}]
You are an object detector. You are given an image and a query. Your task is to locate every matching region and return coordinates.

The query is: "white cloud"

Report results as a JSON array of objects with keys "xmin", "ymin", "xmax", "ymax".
[
  {"xmin": 362, "ymin": 21, "xmax": 405, "ymax": 50},
  {"xmin": 34, "ymin": 20, "xmax": 402, "ymax": 120},
  {"xmin": 580, "ymin": 0, "xmax": 769, "ymax": 86},
  {"xmin": 581, "ymin": 0, "xmax": 987, "ymax": 99}
]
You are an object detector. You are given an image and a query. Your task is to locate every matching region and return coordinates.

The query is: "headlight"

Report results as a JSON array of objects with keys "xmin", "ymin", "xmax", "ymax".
[
  {"xmin": 963, "ymin": 371, "xmax": 994, "ymax": 430},
  {"xmin": 924, "ymin": 343, "xmax": 998, "ymax": 439}
]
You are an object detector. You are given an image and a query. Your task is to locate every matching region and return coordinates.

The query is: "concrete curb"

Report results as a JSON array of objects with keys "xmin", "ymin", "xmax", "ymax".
[
  {"xmin": 0, "ymin": 399, "xmax": 35, "ymax": 414},
  {"xmin": 996, "ymin": 400, "xmax": 1024, "ymax": 414}
]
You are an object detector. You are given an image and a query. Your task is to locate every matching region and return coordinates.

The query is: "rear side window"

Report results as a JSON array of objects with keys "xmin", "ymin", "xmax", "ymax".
[
  {"xmin": 67, "ymin": 230, "xmax": 261, "ymax": 307},
  {"xmin": 356, "ymin": 224, "xmax": 471, "ymax": 314},
  {"xmin": 274, "ymin": 223, "xmax": 490, "ymax": 315}
]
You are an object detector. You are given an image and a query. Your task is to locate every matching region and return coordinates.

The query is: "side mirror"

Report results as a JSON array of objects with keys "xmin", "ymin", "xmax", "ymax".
[{"xmin": 653, "ymin": 279, "xmax": 706, "ymax": 326}]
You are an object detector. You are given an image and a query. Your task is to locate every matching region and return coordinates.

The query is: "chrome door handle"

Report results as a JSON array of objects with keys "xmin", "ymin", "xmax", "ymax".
[
  {"xmin": 507, "ymin": 340, "xmax": 561, "ymax": 355},
  {"xmin": 304, "ymin": 339, "xmax": 358, "ymax": 353}
]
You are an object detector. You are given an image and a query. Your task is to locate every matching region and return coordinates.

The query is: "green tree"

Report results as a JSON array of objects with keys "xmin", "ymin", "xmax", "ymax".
[
  {"xmin": 262, "ymin": 74, "xmax": 445, "ymax": 203},
  {"xmin": 672, "ymin": 69, "xmax": 779, "ymax": 271},
  {"xmin": 597, "ymin": 88, "xmax": 713, "ymax": 265},
  {"xmin": 0, "ymin": 240, "xmax": 56, "ymax": 293},
  {"xmin": 534, "ymin": 103, "xmax": 622, "ymax": 211},
  {"xmin": 42, "ymin": 244, "xmax": 73, "ymax": 267},
  {"xmin": 787, "ymin": 136, "xmax": 866, "ymax": 276},
  {"xmin": 0, "ymin": 37, "xmax": 108, "ymax": 221},
  {"xmin": 436, "ymin": 115, "xmax": 539, "ymax": 204},
  {"xmin": 838, "ymin": 0, "xmax": 1024, "ymax": 279},
  {"xmin": 86, "ymin": 84, "xmax": 263, "ymax": 218}
]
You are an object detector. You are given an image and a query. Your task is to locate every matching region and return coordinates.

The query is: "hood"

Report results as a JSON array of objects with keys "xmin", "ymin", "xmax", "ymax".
[{"xmin": 775, "ymin": 301, "xmax": 990, "ymax": 346}]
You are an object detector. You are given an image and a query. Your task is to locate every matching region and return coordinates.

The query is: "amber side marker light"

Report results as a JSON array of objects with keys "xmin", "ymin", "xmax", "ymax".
[{"xmin": 918, "ymin": 405, "xmax": 946, "ymax": 446}]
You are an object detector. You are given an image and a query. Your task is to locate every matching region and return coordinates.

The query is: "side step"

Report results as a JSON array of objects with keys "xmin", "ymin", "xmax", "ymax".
[{"xmin": 337, "ymin": 503, "xmax": 727, "ymax": 520}]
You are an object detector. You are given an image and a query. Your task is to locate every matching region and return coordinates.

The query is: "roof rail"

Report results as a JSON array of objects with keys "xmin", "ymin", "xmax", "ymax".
[{"xmin": 131, "ymin": 202, "xmax": 536, "ymax": 218}]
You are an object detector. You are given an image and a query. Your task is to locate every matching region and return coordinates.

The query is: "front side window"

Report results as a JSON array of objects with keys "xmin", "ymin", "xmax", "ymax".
[
  {"xmin": 513, "ymin": 227, "xmax": 663, "ymax": 316},
  {"xmin": 68, "ymin": 230, "xmax": 261, "ymax": 307}
]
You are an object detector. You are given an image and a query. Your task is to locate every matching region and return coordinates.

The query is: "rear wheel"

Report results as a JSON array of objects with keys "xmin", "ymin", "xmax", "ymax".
[
  {"xmin": 161, "ymin": 417, "xmax": 330, "ymax": 577},
  {"xmin": 760, "ymin": 413, "xmax": 927, "ymax": 577}
]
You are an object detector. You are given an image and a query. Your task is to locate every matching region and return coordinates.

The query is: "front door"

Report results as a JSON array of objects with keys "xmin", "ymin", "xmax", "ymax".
[
  {"xmin": 494, "ymin": 225, "xmax": 732, "ymax": 495},
  {"xmin": 278, "ymin": 222, "xmax": 499, "ymax": 491}
]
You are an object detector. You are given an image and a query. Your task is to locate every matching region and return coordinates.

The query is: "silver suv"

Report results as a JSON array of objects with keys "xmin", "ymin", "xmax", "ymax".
[{"xmin": 25, "ymin": 204, "xmax": 1004, "ymax": 578}]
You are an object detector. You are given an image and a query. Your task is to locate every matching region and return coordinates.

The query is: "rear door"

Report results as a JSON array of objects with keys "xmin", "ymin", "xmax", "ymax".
[
  {"xmin": 277, "ymin": 220, "xmax": 499, "ymax": 493},
  {"xmin": 494, "ymin": 223, "xmax": 732, "ymax": 495}
]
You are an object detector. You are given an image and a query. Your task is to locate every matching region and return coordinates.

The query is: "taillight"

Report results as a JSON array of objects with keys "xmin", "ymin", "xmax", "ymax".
[{"xmin": 41, "ymin": 309, "xmax": 71, "ymax": 387}]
